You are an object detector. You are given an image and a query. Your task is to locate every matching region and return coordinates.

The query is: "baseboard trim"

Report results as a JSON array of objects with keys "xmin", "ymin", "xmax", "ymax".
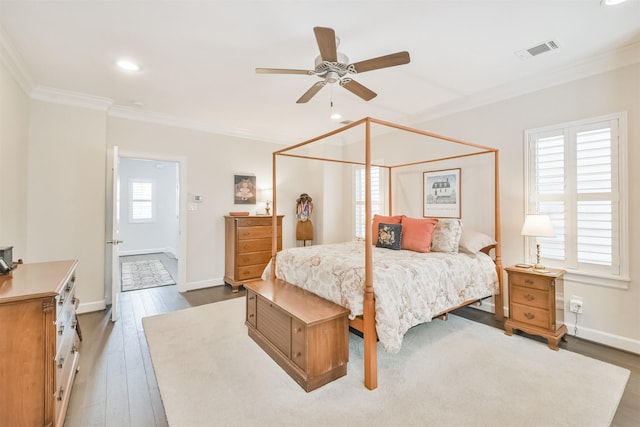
[
  {"xmin": 184, "ymin": 277, "xmax": 225, "ymax": 292},
  {"xmin": 77, "ymin": 299, "xmax": 106, "ymax": 314},
  {"xmin": 119, "ymin": 248, "xmax": 168, "ymax": 257},
  {"xmin": 565, "ymin": 321, "xmax": 640, "ymax": 355}
]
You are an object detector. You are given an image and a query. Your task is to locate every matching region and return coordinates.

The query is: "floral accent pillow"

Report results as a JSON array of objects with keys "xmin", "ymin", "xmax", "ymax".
[
  {"xmin": 431, "ymin": 219, "xmax": 462, "ymax": 253},
  {"xmin": 376, "ymin": 223, "xmax": 403, "ymax": 250},
  {"xmin": 371, "ymin": 214, "xmax": 404, "ymax": 244}
]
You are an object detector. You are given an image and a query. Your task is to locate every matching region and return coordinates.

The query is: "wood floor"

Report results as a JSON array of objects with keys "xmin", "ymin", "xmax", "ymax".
[{"xmin": 65, "ymin": 284, "xmax": 639, "ymax": 426}]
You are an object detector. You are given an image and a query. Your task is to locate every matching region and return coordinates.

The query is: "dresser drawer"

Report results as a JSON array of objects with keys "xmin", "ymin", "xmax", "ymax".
[
  {"xmin": 510, "ymin": 303, "xmax": 550, "ymax": 329},
  {"xmin": 235, "ymin": 264, "xmax": 267, "ymax": 281},
  {"xmin": 508, "ymin": 272, "xmax": 550, "ymax": 291},
  {"xmin": 291, "ymin": 318, "xmax": 306, "ymax": 371},
  {"xmin": 237, "ymin": 238, "xmax": 276, "ymax": 254},
  {"xmin": 256, "ymin": 296, "xmax": 291, "ymax": 356},
  {"xmin": 510, "ymin": 285, "xmax": 548, "ymax": 309},
  {"xmin": 238, "ymin": 225, "xmax": 281, "ymax": 240},
  {"xmin": 237, "ymin": 251, "xmax": 272, "ymax": 267},
  {"xmin": 236, "ymin": 217, "xmax": 275, "ymax": 227}
]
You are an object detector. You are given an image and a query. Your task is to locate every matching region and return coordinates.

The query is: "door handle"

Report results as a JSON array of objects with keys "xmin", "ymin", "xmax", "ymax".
[{"xmin": 106, "ymin": 240, "xmax": 124, "ymax": 245}]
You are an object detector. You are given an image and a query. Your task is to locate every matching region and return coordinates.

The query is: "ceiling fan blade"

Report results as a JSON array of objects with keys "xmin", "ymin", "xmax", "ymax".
[
  {"xmin": 256, "ymin": 68, "xmax": 312, "ymax": 75},
  {"xmin": 313, "ymin": 27, "xmax": 337, "ymax": 62},
  {"xmin": 351, "ymin": 51, "xmax": 411, "ymax": 73},
  {"xmin": 296, "ymin": 81, "xmax": 326, "ymax": 103},
  {"xmin": 341, "ymin": 79, "xmax": 377, "ymax": 101}
]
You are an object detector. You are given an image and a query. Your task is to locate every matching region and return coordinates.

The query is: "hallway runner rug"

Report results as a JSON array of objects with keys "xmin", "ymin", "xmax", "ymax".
[{"xmin": 121, "ymin": 259, "xmax": 175, "ymax": 291}]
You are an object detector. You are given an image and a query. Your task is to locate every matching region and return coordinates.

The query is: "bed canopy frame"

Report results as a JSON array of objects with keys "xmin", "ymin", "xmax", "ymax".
[{"xmin": 268, "ymin": 117, "xmax": 503, "ymax": 390}]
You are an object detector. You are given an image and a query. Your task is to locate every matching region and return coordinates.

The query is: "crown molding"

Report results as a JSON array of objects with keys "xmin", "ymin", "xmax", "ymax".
[
  {"xmin": 409, "ymin": 42, "xmax": 640, "ymax": 124},
  {"xmin": 108, "ymin": 105, "xmax": 289, "ymax": 145},
  {"xmin": 31, "ymin": 86, "xmax": 113, "ymax": 111},
  {"xmin": 0, "ymin": 26, "xmax": 34, "ymax": 95}
]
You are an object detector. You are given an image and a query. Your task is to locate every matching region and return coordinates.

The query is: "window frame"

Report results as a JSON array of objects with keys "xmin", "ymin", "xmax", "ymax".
[
  {"xmin": 129, "ymin": 178, "xmax": 156, "ymax": 223},
  {"xmin": 524, "ymin": 112, "xmax": 629, "ymax": 288},
  {"xmin": 353, "ymin": 164, "xmax": 386, "ymax": 240}
]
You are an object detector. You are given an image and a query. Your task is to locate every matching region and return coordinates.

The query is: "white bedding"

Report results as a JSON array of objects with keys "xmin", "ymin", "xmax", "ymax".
[{"xmin": 262, "ymin": 241, "xmax": 499, "ymax": 353}]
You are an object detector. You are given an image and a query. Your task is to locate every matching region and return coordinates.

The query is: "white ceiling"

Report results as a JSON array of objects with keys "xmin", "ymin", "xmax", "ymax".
[{"xmin": 1, "ymin": 0, "xmax": 639, "ymax": 143}]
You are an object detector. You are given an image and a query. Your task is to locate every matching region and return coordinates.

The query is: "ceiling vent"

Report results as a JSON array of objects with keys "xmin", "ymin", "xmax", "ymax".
[{"xmin": 515, "ymin": 40, "xmax": 560, "ymax": 60}]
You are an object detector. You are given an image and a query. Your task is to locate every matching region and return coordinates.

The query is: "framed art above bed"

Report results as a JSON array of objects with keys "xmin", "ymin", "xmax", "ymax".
[{"xmin": 423, "ymin": 168, "xmax": 461, "ymax": 218}]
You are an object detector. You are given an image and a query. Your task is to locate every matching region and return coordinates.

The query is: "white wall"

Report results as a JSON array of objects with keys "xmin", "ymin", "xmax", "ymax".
[
  {"xmin": 0, "ymin": 48, "xmax": 29, "ymax": 261},
  {"xmin": 26, "ymin": 100, "xmax": 107, "ymax": 311},
  {"xmin": 118, "ymin": 158, "xmax": 178, "ymax": 256},
  {"xmin": 411, "ymin": 64, "xmax": 640, "ymax": 353},
  {"xmin": 107, "ymin": 117, "xmax": 289, "ymax": 290}
]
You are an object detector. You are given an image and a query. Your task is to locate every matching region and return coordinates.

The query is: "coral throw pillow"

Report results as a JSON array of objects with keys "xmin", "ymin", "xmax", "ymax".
[
  {"xmin": 371, "ymin": 214, "xmax": 404, "ymax": 244},
  {"xmin": 401, "ymin": 217, "xmax": 439, "ymax": 253}
]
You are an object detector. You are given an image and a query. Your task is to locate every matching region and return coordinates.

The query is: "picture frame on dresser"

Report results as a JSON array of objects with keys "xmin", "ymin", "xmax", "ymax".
[{"xmin": 423, "ymin": 168, "xmax": 461, "ymax": 218}]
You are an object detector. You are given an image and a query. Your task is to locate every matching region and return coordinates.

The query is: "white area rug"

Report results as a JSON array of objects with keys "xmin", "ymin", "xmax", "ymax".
[
  {"xmin": 143, "ymin": 298, "xmax": 629, "ymax": 427},
  {"xmin": 121, "ymin": 259, "xmax": 175, "ymax": 291}
]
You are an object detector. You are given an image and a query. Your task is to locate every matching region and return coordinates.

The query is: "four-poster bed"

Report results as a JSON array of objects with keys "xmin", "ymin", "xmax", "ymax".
[{"xmin": 264, "ymin": 117, "xmax": 503, "ymax": 390}]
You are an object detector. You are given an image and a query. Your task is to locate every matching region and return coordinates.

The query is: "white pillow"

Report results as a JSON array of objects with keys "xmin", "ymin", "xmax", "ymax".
[
  {"xmin": 430, "ymin": 219, "xmax": 462, "ymax": 253},
  {"xmin": 458, "ymin": 229, "xmax": 496, "ymax": 254}
]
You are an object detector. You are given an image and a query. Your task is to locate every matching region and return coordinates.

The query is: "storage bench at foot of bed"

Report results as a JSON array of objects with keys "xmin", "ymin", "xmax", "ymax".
[{"xmin": 244, "ymin": 279, "xmax": 350, "ymax": 392}]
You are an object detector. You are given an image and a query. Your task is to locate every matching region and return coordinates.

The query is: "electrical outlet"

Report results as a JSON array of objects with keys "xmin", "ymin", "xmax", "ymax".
[{"xmin": 569, "ymin": 296, "xmax": 583, "ymax": 314}]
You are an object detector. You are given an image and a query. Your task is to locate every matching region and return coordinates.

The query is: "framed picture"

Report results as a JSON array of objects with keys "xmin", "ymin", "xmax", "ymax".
[
  {"xmin": 234, "ymin": 174, "xmax": 257, "ymax": 205},
  {"xmin": 423, "ymin": 168, "xmax": 461, "ymax": 218}
]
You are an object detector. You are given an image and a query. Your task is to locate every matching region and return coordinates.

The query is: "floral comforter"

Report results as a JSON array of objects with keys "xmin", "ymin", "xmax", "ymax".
[{"xmin": 262, "ymin": 241, "xmax": 499, "ymax": 353}]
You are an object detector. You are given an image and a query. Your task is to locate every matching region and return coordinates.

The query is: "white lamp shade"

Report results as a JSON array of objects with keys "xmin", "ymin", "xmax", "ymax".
[
  {"xmin": 520, "ymin": 214, "xmax": 555, "ymax": 237},
  {"xmin": 259, "ymin": 188, "xmax": 273, "ymax": 202}
]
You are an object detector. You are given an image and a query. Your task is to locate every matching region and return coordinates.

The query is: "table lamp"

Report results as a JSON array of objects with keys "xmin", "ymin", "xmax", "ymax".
[
  {"xmin": 259, "ymin": 188, "xmax": 273, "ymax": 215},
  {"xmin": 520, "ymin": 214, "xmax": 555, "ymax": 270}
]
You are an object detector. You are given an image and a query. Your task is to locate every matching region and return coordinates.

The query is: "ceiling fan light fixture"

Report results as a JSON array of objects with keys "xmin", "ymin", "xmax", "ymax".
[{"xmin": 330, "ymin": 100, "xmax": 342, "ymax": 120}]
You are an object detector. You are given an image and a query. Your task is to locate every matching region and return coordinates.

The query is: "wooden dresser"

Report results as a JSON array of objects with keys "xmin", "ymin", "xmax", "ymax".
[
  {"xmin": 224, "ymin": 215, "xmax": 283, "ymax": 292},
  {"xmin": 244, "ymin": 279, "xmax": 349, "ymax": 392},
  {"xmin": 0, "ymin": 260, "xmax": 80, "ymax": 427},
  {"xmin": 504, "ymin": 265, "xmax": 567, "ymax": 350}
]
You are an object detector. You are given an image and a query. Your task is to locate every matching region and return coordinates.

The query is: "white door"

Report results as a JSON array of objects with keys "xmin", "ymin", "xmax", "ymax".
[{"xmin": 107, "ymin": 146, "xmax": 123, "ymax": 322}]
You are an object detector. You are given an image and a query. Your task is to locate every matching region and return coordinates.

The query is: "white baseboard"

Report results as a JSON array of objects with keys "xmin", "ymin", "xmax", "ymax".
[
  {"xmin": 119, "ymin": 247, "xmax": 169, "ymax": 257},
  {"xmin": 77, "ymin": 299, "xmax": 106, "ymax": 314},
  {"xmin": 183, "ymin": 277, "xmax": 225, "ymax": 292},
  {"xmin": 565, "ymin": 321, "xmax": 640, "ymax": 355}
]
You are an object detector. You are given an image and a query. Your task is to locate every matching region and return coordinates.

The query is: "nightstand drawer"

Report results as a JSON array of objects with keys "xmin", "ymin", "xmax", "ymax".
[
  {"xmin": 510, "ymin": 303, "xmax": 550, "ymax": 329},
  {"xmin": 510, "ymin": 285, "xmax": 548, "ymax": 309},
  {"xmin": 508, "ymin": 272, "xmax": 550, "ymax": 291}
]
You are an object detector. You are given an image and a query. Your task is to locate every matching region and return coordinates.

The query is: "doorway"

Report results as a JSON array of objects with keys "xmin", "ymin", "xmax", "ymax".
[{"xmin": 118, "ymin": 157, "xmax": 179, "ymax": 292}]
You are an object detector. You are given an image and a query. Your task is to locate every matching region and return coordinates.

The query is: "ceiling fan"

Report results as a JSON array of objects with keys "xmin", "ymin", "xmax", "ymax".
[{"xmin": 256, "ymin": 27, "xmax": 411, "ymax": 104}]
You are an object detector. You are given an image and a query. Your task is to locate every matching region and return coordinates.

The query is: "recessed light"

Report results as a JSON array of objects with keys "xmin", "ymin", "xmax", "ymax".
[
  {"xmin": 117, "ymin": 59, "xmax": 141, "ymax": 72},
  {"xmin": 601, "ymin": 0, "xmax": 628, "ymax": 5}
]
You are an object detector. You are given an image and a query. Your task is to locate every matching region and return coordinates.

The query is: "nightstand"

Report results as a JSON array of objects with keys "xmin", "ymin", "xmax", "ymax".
[{"xmin": 504, "ymin": 265, "xmax": 567, "ymax": 350}]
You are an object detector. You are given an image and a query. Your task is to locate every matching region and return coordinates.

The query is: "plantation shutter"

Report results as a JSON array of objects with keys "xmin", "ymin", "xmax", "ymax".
[{"xmin": 355, "ymin": 166, "xmax": 382, "ymax": 239}]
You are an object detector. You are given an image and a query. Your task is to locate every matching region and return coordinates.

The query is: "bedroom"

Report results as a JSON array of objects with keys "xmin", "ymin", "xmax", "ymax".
[{"xmin": 0, "ymin": 1, "xmax": 639, "ymax": 426}]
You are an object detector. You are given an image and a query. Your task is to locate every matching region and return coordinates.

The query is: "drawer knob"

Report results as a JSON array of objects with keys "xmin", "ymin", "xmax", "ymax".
[
  {"xmin": 524, "ymin": 279, "xmax": 534, "ymax": 285},
  {"xmin": 248, "ymin": 296, "xmax": 255, "ymax": 301},
  {"xmin": 295, "ymin": 352, "xmax": 302, "ymax": 358},
  {"xmin": 524, "ymin": 294, "xmax": 535, "ymax": 301},
  {"xmin": 524, "ymin": 312, "xmax": 535, "ymax": 320},
  {"xmin": 248, "ymin": 314, "xmax": 254, "ymax": 318}
]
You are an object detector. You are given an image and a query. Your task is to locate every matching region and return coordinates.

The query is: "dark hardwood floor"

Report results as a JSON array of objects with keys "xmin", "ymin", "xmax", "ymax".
[{"xmin": 65, "ymin": 283, "xmax": 639, "ymax": 426}]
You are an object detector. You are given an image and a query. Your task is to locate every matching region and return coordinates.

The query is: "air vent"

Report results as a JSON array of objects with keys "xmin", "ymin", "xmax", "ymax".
[
  {"xmin": 515, "ymin": 40, "xmax": 560, "ymax": 60},
  {"xmin": 340, "ymin": 120, "xmax": 353, "ymax": 125}
]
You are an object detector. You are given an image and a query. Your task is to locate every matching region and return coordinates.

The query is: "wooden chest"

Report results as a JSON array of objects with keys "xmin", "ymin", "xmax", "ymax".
[
  {"xmin": 0, "ymin": 260, "xmax": 80, "ymax": 427},
  {"xmin": 504, "ymin": 265, "xmax": 567, "ymax": 350},
  {"xmin": 244, "ymin": 279, "xmax": 350, "ymax": 392},
  {"xmin": 224, "ymin": 215, "xmax": 283, "ymax": 292}
]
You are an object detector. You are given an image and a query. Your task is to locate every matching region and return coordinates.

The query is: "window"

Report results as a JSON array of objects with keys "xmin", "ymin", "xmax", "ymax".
[
  {"xmin": 354, "ymin": 165, "xmax": 384, "ymax": 239},
  {"xmin": 130, "ymin": 179, "xmax": 155, "ymax": 222},
  {"xmin": 524, "ymin": 113, "xmax": 628, "ymax": 281}
]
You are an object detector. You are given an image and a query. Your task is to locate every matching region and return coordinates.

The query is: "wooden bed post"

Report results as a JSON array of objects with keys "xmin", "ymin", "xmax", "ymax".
[
  {"xmin": 271, "ymin": 152, "xmax": 278, "ymax": 280},
  {"xmin": 493, "ymin": 150, "xmax": 504, "ymax": 320},
  {"xmin": 363, "ymin": 118, "xmax": 377, "ymax": 390}
]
